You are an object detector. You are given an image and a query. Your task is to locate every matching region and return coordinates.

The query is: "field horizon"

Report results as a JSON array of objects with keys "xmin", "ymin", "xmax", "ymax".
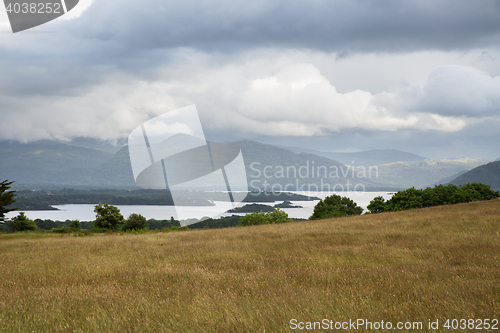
[{"xmin": 1, "ymin": 200, "xmax": 499, "ymax": 332}]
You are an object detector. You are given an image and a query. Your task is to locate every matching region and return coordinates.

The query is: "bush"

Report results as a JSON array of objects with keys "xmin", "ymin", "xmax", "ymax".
[
  {"xmin": 123, "ymin": 213, "xmax": 147, "ymax": 231},
  {"xmin": 51, "ymin": 227, "xmax": 73, "ymax": 234},
  {"xmin": 9, "ymin": 212, "xmax": 37, "ymax": 232},
  {"xmin": 309, "ymin": 195, "xmax": 363, "ymax": 220},
  {"xmin": 240, "ymin": 209, "xmax": 291, "ymax": 226}
]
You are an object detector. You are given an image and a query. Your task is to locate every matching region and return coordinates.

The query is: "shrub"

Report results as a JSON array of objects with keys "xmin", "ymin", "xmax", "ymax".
[
  {"xmin": 240, "ymin": 209, "xmax": 292, "ymax": 226},
  {"xmin": 51, "ymin": 227, "xmax": 73, "ymax": 233},
  {"xmin": 309, "ymin": 195, "xmax": 363, "ymax": 220},
  {"xmin": 9, "ymin": 212, "xmax": 37, "ymax": 232}
]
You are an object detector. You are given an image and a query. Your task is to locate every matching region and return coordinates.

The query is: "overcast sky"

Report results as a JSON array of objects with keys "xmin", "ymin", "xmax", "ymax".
[{"xmin": 0, "ymin": 0, "xmax": 499, "ymax": 159}]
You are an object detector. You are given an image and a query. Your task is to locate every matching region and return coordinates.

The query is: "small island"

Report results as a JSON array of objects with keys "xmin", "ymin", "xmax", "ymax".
[
  {"xmin": 273, "ymin": 201, "xmax": 302, "ymax": 209},
  {"xmin": 227, "ymin": 201, "xmax": 303, "ymax": 213},
  {"xmin": 227, "ymin": 203, "xmax": 274, "ymax": 213}
]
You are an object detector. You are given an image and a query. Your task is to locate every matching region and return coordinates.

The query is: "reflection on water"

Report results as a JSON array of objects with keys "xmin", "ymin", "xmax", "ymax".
[{"xmin": 6, "ymin": 191, "xmax": 393, "ymax": 223}]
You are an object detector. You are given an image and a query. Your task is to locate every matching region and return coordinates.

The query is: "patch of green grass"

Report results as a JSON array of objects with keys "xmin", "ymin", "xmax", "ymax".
[{"xmin": 0, "ymin": 200, "xmax": 499, "ymax": 332}]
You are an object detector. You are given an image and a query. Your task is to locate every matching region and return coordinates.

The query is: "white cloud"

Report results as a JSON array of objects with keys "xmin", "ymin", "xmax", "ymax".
[
  {"xmin": 63, "ymin": 0, "xmax": 94, "ymax": 20},
  {"xmin": 1, "ymin": 51, "xmax": 498, "ymax": 143}
]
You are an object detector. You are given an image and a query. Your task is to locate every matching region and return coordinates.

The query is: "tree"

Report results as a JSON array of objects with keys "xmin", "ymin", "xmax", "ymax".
[
  {"xmin": 367, "ymin": 196, "xmax": 386, "ymax": 213},
  {"xmin": 309, "ymin": 194, "xmax": 363, "ymax": 220},
  {"xmin": 93, "ymin": 203, "xmax": 125, "ymax": 231},
  {"xmin": 240, "ymin": 211, "xmax": 269, "ymax": 226},
  {"xmin": 9, "ymin": 212, "xmax": 37, "ymax": 232},
  {"xmin": 70, "ymin": 220, "xmax": 81, "ymax": 230},
  {"xmin": 385, "ymin": 187, "xmax": 423, "ymax": 211},
  {"xmin": 267, "ymin": 208, "xmax": 291, "ymax": 224},
  {"xmin": 123, "ymin": 213, "xmax": 147, "ymax": 231},
  {"xmin": 0, "ymin": 180, "xmax": 17, "ymax": 223}
]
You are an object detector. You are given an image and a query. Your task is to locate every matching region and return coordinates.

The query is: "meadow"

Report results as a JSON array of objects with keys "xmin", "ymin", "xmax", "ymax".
[{"xmin": 1, "ymin": 200, "xmax": 499, "ymax": 332}]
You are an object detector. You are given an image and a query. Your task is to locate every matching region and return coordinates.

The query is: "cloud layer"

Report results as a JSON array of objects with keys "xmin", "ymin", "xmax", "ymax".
[{"xmin": 0, "ymin": 0, "xmax": 499, "ymax": 159}]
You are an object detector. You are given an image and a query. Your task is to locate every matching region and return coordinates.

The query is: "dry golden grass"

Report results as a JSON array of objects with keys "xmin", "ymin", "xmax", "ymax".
[{"xmin": 1, "ymin": 200, "xmax": 499, "ymax": 332}]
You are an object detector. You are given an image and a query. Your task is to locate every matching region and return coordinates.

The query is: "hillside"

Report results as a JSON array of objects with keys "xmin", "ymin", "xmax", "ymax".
[
  {"xmin": 450, "ymin": 161, "xmax": 500, "ymax": 190},
  {"xmin": 373, "ymin": 158, "xmax": 490, "ymax": 189},
  {"xmin": 283, "ymin": 146, "xmax": 426, "ymax": 166},
  {"xmin": 0, "ymin": 140, "xmax": 113, "ymax": 188},
  {"xmin": 1, "ymin": 200, "xmax": 498, "ymax": 332}
]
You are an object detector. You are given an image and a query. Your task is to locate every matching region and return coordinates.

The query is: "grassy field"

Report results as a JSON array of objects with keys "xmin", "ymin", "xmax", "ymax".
[{"xmin": 1, "ymin": 200, "xmax": 499, "ymax": 332}]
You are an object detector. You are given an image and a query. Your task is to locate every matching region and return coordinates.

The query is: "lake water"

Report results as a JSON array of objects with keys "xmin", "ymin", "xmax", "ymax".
[{"xmin": 6, "ymin": 191, "xmax": 394, "ymax": 225}]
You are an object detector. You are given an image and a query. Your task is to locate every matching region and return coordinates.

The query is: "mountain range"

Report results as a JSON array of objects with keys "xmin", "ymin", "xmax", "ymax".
[{"xmin": 0, "ymin": 139, "xmax": 494, "ymax": 191}]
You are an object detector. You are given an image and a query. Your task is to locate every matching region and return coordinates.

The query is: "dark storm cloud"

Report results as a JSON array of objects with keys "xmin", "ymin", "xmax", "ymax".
[{"xmin": 69, "ymin": 0, "xmax": 500, "ymax": 54}]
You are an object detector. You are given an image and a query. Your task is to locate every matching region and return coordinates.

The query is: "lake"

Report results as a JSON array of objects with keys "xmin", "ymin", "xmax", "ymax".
[{"xmin": 6, "ymin": 191, "xmax": 394, "ymax": 225}]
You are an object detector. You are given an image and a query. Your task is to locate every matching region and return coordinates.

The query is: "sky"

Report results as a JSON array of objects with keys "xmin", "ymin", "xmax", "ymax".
[{"xmin": 0, "ymin": 0, "xmax": 499, "ymax": 159}]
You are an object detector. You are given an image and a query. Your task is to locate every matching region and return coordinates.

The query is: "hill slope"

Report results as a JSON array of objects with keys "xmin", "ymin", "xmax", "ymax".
[
  {"xmin": 373, "ymin": 158, "xmax": 490, "ymax": 189},
  {"xmin": 1, "ymin": 200, "xmax": 498, "ymax": 332},
  {"xmin": 450, "ymin": 161, "xmax": 500, "ymax": 190},
  {"xmin": 0, "ymin": 140, "xmax": 113, "ymax": 188}
]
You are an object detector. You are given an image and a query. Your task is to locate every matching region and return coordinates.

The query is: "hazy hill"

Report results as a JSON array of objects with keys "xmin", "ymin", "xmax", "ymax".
[
  {"xmin": 236, "ymin": 140, "xmax": 383, "ymax": 191},
  {"xmin": 0, "ymin": 140, "xmax": 112, "ymax": 188},
  {"xmin": 283, "ymin": 146, "xmax": 426, "ymax": 166},
  {"xmin": 450, "ymin": 161, "xmax": 500, "ymax": 190},
  {"xmin": 373, "ymin": 158, "xmax": 490, "ymax": 189},
  {"xmin": 433, "ymin": 170, "xmax": 469, "ymax": 186},
  {"xmin": 496, "ymin": 157, "xmax": 500, "ymax": 161}
]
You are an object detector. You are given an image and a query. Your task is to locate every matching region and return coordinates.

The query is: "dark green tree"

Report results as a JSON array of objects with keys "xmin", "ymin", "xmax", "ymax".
[
  {"xmin": 123, "ymin": 213, "xmax": 147, "ymax": 231},
  {"xmin": 385, "ymin": 187, "xmax": 423, "ymax": 211},
  {"xmin": 367, "ymin": 196, "xmax": 386, "ymax": 213},
  {"xmin": 9, "ymin": 212, "xmax": 37, "ymax": 232},
  {"xmin": 0, "ymin": 180, "xmax": 17, "ymax": 223},
  {"xmin": 309, "ymin": 194, "xmax": 363, "ymax": 220},
  {"xmin": 267, "ymin": 208, "xmax": 291, "ymax": 224},
  {"xmin": 240, "ymin": 211, "xmax": 269, "ymax": 226},
  {"xmin": 70, "ymin": 220, "xmax": 81, "ymax": 230},
  {"xmin": 93, "ymin": 203, "xmax": 125, "ymax": 231}
]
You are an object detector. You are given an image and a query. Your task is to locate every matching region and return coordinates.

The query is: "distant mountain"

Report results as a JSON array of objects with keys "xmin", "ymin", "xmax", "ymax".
[
  {"xmin": 236, "ymin": 140, "xmax": 383, "ymax": 191},
  {"xmin": 0, "ymin": 140, "xmax": 113, "ymax": 188},
  {"xmin": 450, "ymin": 161, "xmax": 500, "ymax": 191},
  {"xmin": 433, "ymin": 170, "xmax": 469, "ymax": 186},
  {"xmin": 282, "ymin": 146, "xmax": 426, "ymax": 166},
  {"xmin": 373, "ymin": 158, "xmax": 490, "ymax": 189},
  {"xmin": 496, "ymin": 157, "xmax": 500, "ymax": 161},
  {"xmin": 67, "ymin": 137, "xmax": 126, "ymax": 154}
]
